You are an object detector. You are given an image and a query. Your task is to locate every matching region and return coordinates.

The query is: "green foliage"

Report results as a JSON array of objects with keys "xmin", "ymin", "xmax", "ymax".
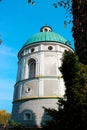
[
  {"xmin": 28, "ymin": 0, "xmax": 35, "ymax": 5},
  {"xmin": 42, "ymin": 107, "xmax": 59, "ymax": 130},
  {"xmin": 60, "ymin": 50, "xmax": 87, "ymax": 129},
  {"xmin": 53, "ymin": 0, "xmax": 72, "ymax": 25},
  {"xmin": 8, "ymin": 119, "xmax": 25, "ymax": 130},
  {"xmin": 43, "ymin": 50, "xmax": 87, "ymax": 130}
]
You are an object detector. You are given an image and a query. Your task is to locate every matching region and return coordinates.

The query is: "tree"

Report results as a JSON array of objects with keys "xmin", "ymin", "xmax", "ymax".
[
  {"xmin": 28, "ymin": 0, "xmax": 87, "ymax": 64},
  {"xmin": 60, "ymin": 50, "xmax": 87, "ymax": 129},
  {"xmin": 72, "ymin": 0, "xmax": 87, "ymax": 64},
  {"xmin": 0, "ymin": 110, "xmax": 11, "ymax": 126},
  {"xmin": 8, "ymin": 120, "xmax": 25, "ymax": 130},
  {"xmin": 43, "ymin": 50, "xmax": 87, "ymax": 130}
]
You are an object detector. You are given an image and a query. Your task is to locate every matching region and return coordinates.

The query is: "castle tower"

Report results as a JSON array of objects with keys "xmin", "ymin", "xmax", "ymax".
[{"xmin": 11, "ymin": 26, "xmax": 73, "ymax": 128}]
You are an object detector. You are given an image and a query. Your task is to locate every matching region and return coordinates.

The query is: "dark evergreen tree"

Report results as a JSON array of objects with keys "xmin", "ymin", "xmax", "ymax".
[
  {"xmin": 43, "ymin": 51, "xmax": 87, "ymax": 130},
  {"xmin": 60, "ymin": 50, "xmax": 87, "ymax": 130}
]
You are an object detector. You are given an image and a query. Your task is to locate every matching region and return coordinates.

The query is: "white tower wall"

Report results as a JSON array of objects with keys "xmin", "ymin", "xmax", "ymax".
[{"xmin": 12, "ymin": 26, "xmax": 73, "ymax": 128}]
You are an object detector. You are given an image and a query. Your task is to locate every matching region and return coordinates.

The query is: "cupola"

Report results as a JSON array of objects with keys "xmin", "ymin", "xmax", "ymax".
[{"xmin": 40, "ymin": 25, "xmax": 52, "ymax": 32}]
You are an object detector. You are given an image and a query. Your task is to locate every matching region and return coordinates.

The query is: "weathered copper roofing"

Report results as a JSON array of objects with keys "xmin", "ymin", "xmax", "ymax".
[{"xmin": 23, "ymin": 31, "xmax": 70, "ymax": 47}]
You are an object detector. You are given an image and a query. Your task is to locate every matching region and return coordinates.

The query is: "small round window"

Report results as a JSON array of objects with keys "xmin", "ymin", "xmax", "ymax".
[
  {"xmin": 44, "ymin": 28, "xmax": 48, "ymax": 32},
  {"xmin": 31, "ymin": 48, "xmax": 35, "ymax": 53},
  {"xmin": 25, "ymin": 88, "xmax": 31, "ymax": 93},
  {"xmin": 28, "ymin": 88, "xmax": 30, "ymax": 92},
  {"xmin": 48, "ymin": 46, "xmax": 53, "ymax": 50}
]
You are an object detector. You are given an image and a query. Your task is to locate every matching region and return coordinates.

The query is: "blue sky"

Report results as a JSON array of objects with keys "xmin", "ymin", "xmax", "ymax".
[{"xmin": 0, "ymin": 0, "xmax": 74, "ymax": 113}]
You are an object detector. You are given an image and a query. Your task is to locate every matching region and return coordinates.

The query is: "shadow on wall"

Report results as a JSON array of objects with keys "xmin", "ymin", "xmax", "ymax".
[{"xmin": 40, "ymin": 107, "xmax": 52, "ymax": 127}]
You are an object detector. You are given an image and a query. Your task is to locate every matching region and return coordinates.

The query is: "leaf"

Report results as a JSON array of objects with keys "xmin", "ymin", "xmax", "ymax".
[
  {"xmin": 64, "ymin": 5, "xmax": 66, "ymax": 8},
  {"xmin": 32, "ymin": 1, "xmax": 35, "ymax": 5},
  {"xmin": 64, "ymin": 21, "xmax": 67, "ymax": 28},
  {"xmin": 28, "ymin": 0, "xmax": 31, "ymax": 4},
  {"xmin": 54, "ymin": 5, "xmax": 57, "ymax": 8},
  {"xmin": 65, "ymin": 15, "xmax": 68, "ymax": 18},
  {"xmin": 68, "ymin": 20, "xmax": 72, "ymax": 24},
  {"xmin": 60, "ymin": 3, "xmax": 62, "ymax": 6},
  {"xmin": 53, "ymin": 3, "xmax": 57, "ymax": 8}
]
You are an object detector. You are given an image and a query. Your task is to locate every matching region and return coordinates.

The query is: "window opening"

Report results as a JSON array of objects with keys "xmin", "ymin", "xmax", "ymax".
[
  {"xmin": 48, "ymin": 46, "xmax": 53, "ymax": 50},
  {"xmin": 28, "ymin": 59, "xmax": 36, "ymax": 78},
  {"xmin": 31, "ymin": 48, "xmax": 35, "ymax": 53},
  {"xmin": 24, "ymin": 112, "xmax": 32, "ymax": 120},
  {"xmin": 44, "ymin": 28, "xmax": 48, "ymax": 32},
  {"xmin": 25, "ymin": 87, "xmax": 31, "ymax": 93},
  {"xmin": 28, "ymin": 88, "xmax": 30, "ymax": 91}
]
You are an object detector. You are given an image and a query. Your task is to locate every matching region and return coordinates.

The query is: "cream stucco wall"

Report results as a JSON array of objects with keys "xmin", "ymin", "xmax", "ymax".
[{"xmin": 14, "ymin": 42, "xmax": 73, "ymax": 101}]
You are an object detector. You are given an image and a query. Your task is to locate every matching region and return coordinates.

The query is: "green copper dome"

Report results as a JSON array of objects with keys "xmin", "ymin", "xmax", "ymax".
[{"xmin": 23, "ymin": 26, "xmax": 71, "ymax": 47}]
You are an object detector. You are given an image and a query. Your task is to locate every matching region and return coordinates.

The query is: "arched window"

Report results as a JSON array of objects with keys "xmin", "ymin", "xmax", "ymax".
[
  {"xmin": 24, "ymin": 112, "xmax": 32, "ymax": 120},
  {"xmin": 28, "ymin": 59, "xmax": 36, "ymax": 78}
]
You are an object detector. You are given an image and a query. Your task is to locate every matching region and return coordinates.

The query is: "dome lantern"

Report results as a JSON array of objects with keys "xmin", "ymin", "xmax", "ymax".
[{"xmin": 40, "ymin": 25, "xmax": 52, "ymax": 32}]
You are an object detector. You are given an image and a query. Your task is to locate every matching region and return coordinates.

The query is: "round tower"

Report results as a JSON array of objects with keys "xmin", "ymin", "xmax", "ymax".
[{"xmin": 11, "ymin": 26, "xmax": 73, "ymax": 128}]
